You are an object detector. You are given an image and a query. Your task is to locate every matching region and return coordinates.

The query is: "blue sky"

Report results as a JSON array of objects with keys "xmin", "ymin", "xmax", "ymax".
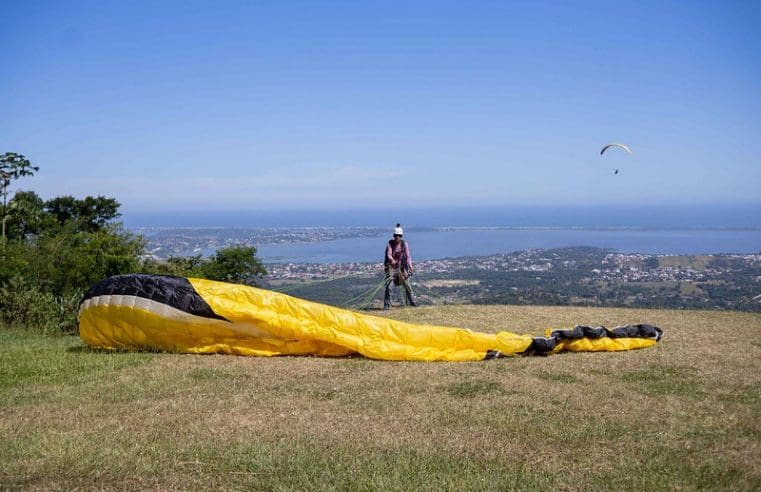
[{"xmin": 2, "ymin": 0, "xmax": 759, "ymax": 214}]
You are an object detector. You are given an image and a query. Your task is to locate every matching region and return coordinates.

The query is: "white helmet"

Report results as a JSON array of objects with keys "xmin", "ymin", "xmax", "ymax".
[{"xmin": 393, "ymin": 223, "xmax": 404, "ymax": 236}]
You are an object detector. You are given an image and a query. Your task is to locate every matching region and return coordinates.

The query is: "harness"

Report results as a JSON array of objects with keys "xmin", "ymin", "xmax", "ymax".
[{"xmin": 384, "ymin": 239, "xmax": 410, "ymax": 272}]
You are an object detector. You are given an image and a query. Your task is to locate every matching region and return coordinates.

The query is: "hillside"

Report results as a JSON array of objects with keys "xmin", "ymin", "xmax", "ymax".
[{"xmin": 1, "ymin": 305, "xmax": 760, "ymax": 490}]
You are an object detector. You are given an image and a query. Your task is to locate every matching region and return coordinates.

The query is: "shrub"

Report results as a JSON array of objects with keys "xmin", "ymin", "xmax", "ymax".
[
  {"xmin": 200, "ymin": 246, "xmax": 267, "ymax": 285},
  {"xmin": 0, "ymin": 277, "xmax": 69, "ymax": 333}
]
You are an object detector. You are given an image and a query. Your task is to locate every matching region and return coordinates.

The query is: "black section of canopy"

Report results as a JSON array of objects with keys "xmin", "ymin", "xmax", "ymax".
[
  {"xmin": 484, "ymin": 349, "xmax": 502, "ymax": 360},
  {"xmin": 81, "ymin": 274, "xmax": 229, "ymax": 322},
  {"xmin": 525, "ymin": 324, "xmax": 663, "ymax": 355}
]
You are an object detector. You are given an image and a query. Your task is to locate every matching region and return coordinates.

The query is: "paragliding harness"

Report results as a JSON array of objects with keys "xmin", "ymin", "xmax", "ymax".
[
  {"xmin": 385, "ymin": 239, "xmax": 411, "ymax": 284},
  {"xmin": 384, "ymin": 239, "xmax": 416, "ymax": 308}
]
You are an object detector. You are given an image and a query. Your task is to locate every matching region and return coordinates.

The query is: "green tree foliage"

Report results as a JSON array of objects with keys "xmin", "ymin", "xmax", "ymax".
[
  {"xmin": 45, "ymin": 195, "xmax": 121, "ymax": 232},
  {"xmin": 643, "ymin": 256, "xmax": 660, "ymax": 269},
  {"xmin": 0, "ymin": 239, "xmax": 28, "ymax": 286},
  {"xmin": 200, "ymin": 246, "xmax": 268, "ymax": 285},
  {"xmin": 26, "ymin": 223, "xmax": 145, "ymax": 295},
  {"xmin": 142, "ymin": 247, "xmax": 268, "ymax": 285},
  {"xmin": 0, "ymin": 158, "xmax": 146, "ymax": 331},
  {"xmin": 141, "ymin": 255, "xmax": 205, "ymax": 277},
  {"xmin": 6, "ymin": 193, "xmax": 123, "ymax": 240},
  {"xmin": 4, "ymin": 191, "xmax": 51, "ymax": 240},
  {"xmin": 0, "ymin": 276, "xmax": 62, "ymax": 332},
  {"xmin": 1, "ymin": 156, "xmax": 269, "ymax": 331},
  {"xmin": 1, "ymin": 152, "xmax": 39, "ymax": 240},
  {"xmin": 0, "ymin": 275, "xmax": 81, "ymax": 333},
  {"xmin": 0, "ymin": 218, "xmax": 145, "ymax": 332}
]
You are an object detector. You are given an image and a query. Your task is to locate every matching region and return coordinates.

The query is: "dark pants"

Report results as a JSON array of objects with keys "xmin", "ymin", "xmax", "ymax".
[{"xmin": 384, "ymin": 268, "xmax": 416, "ymax": 308}]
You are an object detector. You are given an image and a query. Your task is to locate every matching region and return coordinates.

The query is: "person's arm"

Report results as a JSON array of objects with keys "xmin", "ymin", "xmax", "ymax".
[
  {"xmin": 405, "ymin": 242, "xmax": 412, "ymax": 271},
  {"xmin": 386, "ymin": 243, "xmax": 395, "ymax": 266}
]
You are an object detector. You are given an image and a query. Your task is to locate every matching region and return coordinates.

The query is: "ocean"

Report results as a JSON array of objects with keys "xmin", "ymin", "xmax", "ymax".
[
  {"xmin": 124, "ymin": 204, "xmax": 761, "ymax": 229},
  {"xmin": 255, "ymin": 228, "xmax": 761, "ymax": 263},
  {"xmin": 125, "ymin": 205, "xmax": 761, "ymax": 263}
]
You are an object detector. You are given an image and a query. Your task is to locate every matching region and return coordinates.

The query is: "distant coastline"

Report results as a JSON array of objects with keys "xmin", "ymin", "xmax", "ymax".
[
  {"xmin": 125, "ymin": 204, "xmax": 761, "ymax": 261},
  {"xmin": 135, "ymin": 225, "xmax": 761, "ymax": 262}
]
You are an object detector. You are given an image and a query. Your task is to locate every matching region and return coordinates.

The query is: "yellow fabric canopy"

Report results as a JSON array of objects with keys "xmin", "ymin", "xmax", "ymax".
[{"xmin": 78, "ymin": 275, "xmax": 662, "ymax": 361}]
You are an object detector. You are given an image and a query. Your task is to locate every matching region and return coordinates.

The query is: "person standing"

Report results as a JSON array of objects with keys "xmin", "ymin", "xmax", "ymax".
[{"xmin": 384, "ymin": 223, "xmax": 417, "ymax": 309}]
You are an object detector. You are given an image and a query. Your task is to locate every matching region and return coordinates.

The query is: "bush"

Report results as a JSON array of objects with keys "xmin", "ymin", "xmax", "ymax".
[
  {"xmin": 0, "ymin": 277, "xmax": 78, "ymax": 333},
  {"xmin": 200, "ymin": 246, "xmax": 267, "ymax": 285},
  {"xmin": 25, "ymin": 224, "xmax": 145, "ymax": 295},
  {"xmin": 141, "ymin": 255, "xmax": 205, "ymax": 277},
  {"xmin": 143, "ymin": 246, "xmax": 268, "ymax": 285}
]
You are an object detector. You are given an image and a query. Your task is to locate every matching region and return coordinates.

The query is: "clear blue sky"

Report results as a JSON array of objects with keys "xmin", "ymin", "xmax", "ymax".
[{"xmin": 2, "ymin": 0, "xmax": 759, "ymax": 214}]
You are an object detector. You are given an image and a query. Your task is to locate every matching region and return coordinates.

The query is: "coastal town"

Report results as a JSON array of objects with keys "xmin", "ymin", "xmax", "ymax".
[
  {"xmin": 262, "ymin": 248, "xmax": 761, "ymax": 312},
  {"xmin": 136, "ymin": 227, "xmax": 760, "ymax": 312},
  {"xmin": 265, "ymin": 249, "xmax": 759, "ymax": 282},
  {"xmin": 136, "ymin": 226, "xmax": 390, "ymax": 259}
]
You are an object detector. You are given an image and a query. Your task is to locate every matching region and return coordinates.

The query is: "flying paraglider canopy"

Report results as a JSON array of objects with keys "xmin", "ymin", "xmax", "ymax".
[{"xmin": 600, "ymin": 143, "xmax": 633, "ymax": 155}]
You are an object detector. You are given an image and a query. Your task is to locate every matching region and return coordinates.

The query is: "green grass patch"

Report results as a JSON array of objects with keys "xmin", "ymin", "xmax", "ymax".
[
  {"xmin": 189, "ymin": 367, "xmax": 247, "ymax": 382},
  {"xmin": 657, "ymin": 255, "xmax": 713, "ymax": 270},
  {"xmin": 619, "ymin": 364, "xmax": 705, "ymax": 397},
  {"xmin": 0, "ymin": 330, "xmax": 152, "ymax": 403},
  {"xmin": 716, "ymin": 386, "xmax": 761, "ymax": 406},
  {"xmin": 444, "ymin": 380, "xmax": 503, "ymax": 397},
  {"xmin": 536, "ymin": 371, "xmax": 579, "ymax": 384}
]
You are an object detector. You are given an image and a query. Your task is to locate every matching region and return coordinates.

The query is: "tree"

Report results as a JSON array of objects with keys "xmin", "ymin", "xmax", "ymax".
[
  {"xmin": 45, "ymin": 195, "xmax": 120, "ymax": 232},
  {"xmin": 142, "ymin": 255, "xmax": 205, "ymax": 277},
  {"xmin": 643, "ymin": 256, "xmax": 660, "ymax": 269},
  {"xmin": 200, "ymin": 246, "xmax": 267, "ymax": 285},
  {"xmin": 1, "ymin": 152, "xmax": 39, "ymax": 240},
  {"xmin": 43, "ymin": 195, "xmax": 78, "ymax": 225},
  {"xmin": 5, "ymin": 191, "xmax": 51, "ymax": 240},
  {"xmin": 26, "ymin": 223, "xmax": 146, "ymax": 296},
  {"xmin": 0, "ymin": 154, "xmax": 150, "ymax": 331}
]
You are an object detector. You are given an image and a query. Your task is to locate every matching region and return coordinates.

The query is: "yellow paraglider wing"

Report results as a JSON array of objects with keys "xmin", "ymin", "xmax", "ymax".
[{"xmin": 78, "ymin": 275, "xmax": 662, "ymax": 361}]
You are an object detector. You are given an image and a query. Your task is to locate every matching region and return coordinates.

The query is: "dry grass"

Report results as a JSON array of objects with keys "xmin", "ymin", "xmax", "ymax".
[{"xmin": 1, "ymin": 305, "xmax": 760, "ymax": 490}]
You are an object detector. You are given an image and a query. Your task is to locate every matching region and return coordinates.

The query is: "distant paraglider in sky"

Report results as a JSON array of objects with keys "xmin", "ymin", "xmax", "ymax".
[
  {"xmin": 600, "ymin": 143, "xmax": 633, "ymax": 155},
  {"xmin": 601, "ymin": 143, "xmax": 632, "ymax": 175}
]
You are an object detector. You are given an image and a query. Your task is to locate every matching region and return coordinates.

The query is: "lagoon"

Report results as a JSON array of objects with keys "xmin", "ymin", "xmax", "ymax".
[{"xmin": 255, "ymin": 228, "xmax": 761, "ymax": 264}]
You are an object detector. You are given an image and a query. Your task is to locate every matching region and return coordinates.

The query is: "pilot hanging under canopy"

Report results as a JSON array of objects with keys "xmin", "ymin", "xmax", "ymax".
[{"xmin": 601, "ymin": 143, "xmax": 632, "ymax": 175}]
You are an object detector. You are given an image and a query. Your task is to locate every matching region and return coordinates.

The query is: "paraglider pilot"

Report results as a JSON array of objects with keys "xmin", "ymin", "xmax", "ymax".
[{"xmin": 384, "ymin": 224, "xmax": 417, "ymax": 309}]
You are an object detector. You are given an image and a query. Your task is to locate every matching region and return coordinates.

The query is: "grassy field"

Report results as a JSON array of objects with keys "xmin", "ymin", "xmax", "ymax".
[{"xmin": 1, "ymin": 305, "xmax": 760, "ymax": 490}]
